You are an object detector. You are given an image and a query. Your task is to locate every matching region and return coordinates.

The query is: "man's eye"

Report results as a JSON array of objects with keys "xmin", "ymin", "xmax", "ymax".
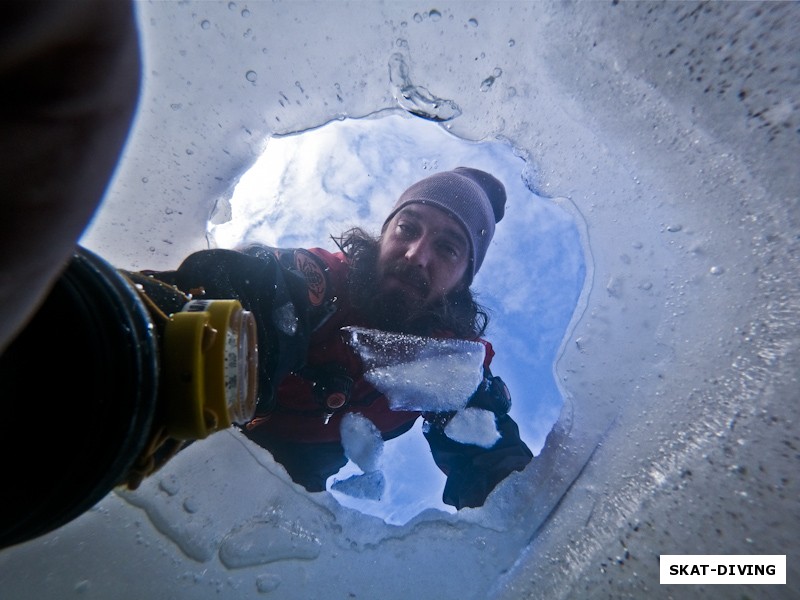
[
  {"xmin": 397, "ymin": 222, "xmax": 415, "ymax": 236},
  {"xmin": 439, "ymin": 243, "xmax": 460, "ymax": 258}
]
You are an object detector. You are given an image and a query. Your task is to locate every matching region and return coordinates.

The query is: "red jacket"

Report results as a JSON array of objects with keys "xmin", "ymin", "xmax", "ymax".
[{"xmin": 255, "ymin": 247, "xmax": 494, "ymax": 443}]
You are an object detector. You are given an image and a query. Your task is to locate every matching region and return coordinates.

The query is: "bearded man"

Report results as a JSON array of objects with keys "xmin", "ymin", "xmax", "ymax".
[{"xmin": 139, "ymin": 167, "xmax": 532, "ymax": 508}]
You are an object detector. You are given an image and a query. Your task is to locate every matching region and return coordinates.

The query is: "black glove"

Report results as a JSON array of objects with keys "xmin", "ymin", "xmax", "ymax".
[{"xmin": 465, "ymin": 375, "xmax": 512, "ymax": 415}]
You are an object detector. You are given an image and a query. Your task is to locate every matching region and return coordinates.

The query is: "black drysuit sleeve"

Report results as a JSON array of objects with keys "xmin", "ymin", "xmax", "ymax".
[
  {"xmin": 138, "ymin": 248, "xmax": 321, "ymax": 415},
  {"xmin": 423, "ymin": 373, "xmax": 533, "ymax": 509}
]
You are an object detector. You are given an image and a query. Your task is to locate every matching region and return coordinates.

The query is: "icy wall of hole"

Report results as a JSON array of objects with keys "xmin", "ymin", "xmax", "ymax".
[{"xmin": 3, "ymin": 1, "xmax": 796, "ymax": 599}]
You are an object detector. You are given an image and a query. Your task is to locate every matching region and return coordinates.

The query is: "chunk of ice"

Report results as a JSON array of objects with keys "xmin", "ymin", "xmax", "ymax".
[
  {"xmin": 343, "ymin": 326, "xmax": 485, "ymax": 411},
  {"xmin": 444, "ymin": 407, "xmax": 501, "ymax": 448},
  {"xmin": 340, "ymin": 412, "xmax": 383, "ymax": 473}
]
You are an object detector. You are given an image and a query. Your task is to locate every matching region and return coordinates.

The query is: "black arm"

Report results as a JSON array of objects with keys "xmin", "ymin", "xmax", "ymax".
[
  {"xmin": 138, "ymin": 248, "xmax": 319, "ymax": 414},
  {"xmin": 423, "ymin": 373, "xmax": 533, "ymax": 509}
]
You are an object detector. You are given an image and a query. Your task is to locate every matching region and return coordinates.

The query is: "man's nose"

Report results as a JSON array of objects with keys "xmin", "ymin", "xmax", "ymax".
[{"xmin": 404, "ymin": 237, "xmax": 432, "ymax": 268}]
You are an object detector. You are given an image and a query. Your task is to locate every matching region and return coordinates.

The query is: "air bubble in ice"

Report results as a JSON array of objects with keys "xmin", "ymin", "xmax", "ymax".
[
  {"xmin": 159, "ymin": 475, "xmax": 180, "ymax": 496},
  {"xmin": 256, "ymin": 574, "xmax": 281, "ymax": 593},
  {"xmin": 218, "ymin": 521, "xmax": 321, "ymax": 568},
  {"xmin": 389, "ymin": 53, "xmax": 461, "ymax": 121},
  {"xmin": 74, "ymin": 580, "xmax": 91, "ymax": 594}
]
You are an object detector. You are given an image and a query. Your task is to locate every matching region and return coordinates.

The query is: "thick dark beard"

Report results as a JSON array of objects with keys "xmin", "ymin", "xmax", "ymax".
[
  {"xmin": 368, "ymin": 283, "xmax": 440, "ymax": 336},
  {"xmin": 335, "ymin": 228, "xmax": 489, "ymax": 339}
]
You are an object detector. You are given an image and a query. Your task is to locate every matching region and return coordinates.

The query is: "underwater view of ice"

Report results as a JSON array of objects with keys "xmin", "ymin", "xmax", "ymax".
[
  {"xmin": 202, "ymin": 112, "xmax": 585, "ymax": 524},
  {"xmin": 1, "ymin": 2, "xmax": 797, "ymax": 599}
]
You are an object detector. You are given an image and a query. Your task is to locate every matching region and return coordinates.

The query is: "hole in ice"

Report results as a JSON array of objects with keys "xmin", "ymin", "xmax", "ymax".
[{"xmin": 208, "ymin": 112, "xmax": 586, "ymax": 524}]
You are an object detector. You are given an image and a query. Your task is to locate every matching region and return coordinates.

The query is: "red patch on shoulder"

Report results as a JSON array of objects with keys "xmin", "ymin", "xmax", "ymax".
[{"xmin": 295, "ymin": 250, "xmax": 326, "ymax": 306}]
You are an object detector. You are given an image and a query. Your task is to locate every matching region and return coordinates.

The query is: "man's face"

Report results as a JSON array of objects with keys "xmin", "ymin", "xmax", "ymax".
[{"xmin": 377, "ymin": 203, "xmax": 470, "ymax": 307}]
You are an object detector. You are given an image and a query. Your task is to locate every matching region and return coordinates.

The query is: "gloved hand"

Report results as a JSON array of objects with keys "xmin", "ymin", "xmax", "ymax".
[{"xmin": 465, "ymin": 375, "xmax": 512, "ymax": 415}]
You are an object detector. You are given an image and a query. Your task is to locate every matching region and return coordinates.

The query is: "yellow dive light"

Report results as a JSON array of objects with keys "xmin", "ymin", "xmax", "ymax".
[
  {"xmin": 162, "ymin": 299, "xmax": 258, "ymax": 439},
  {"xmin": 0, "ymin": 246, "xmax": 259, "ymax": 550}
]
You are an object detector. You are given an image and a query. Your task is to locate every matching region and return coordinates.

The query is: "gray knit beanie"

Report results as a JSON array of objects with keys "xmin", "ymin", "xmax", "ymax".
[{"xmin": 382, "ymin": 167, "xmax": 506, "ymax": 282}]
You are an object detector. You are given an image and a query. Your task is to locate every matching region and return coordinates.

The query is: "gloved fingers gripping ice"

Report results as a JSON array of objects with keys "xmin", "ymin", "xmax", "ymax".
[{"xmin": 342, "ymin": 327, "xmax": 485, "ymax": 411}]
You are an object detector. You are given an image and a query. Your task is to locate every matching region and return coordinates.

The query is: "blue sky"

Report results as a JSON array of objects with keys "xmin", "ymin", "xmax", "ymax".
[{"xmin": 208, "ymin": 112, "xmax": 586, "ymax": 522}]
